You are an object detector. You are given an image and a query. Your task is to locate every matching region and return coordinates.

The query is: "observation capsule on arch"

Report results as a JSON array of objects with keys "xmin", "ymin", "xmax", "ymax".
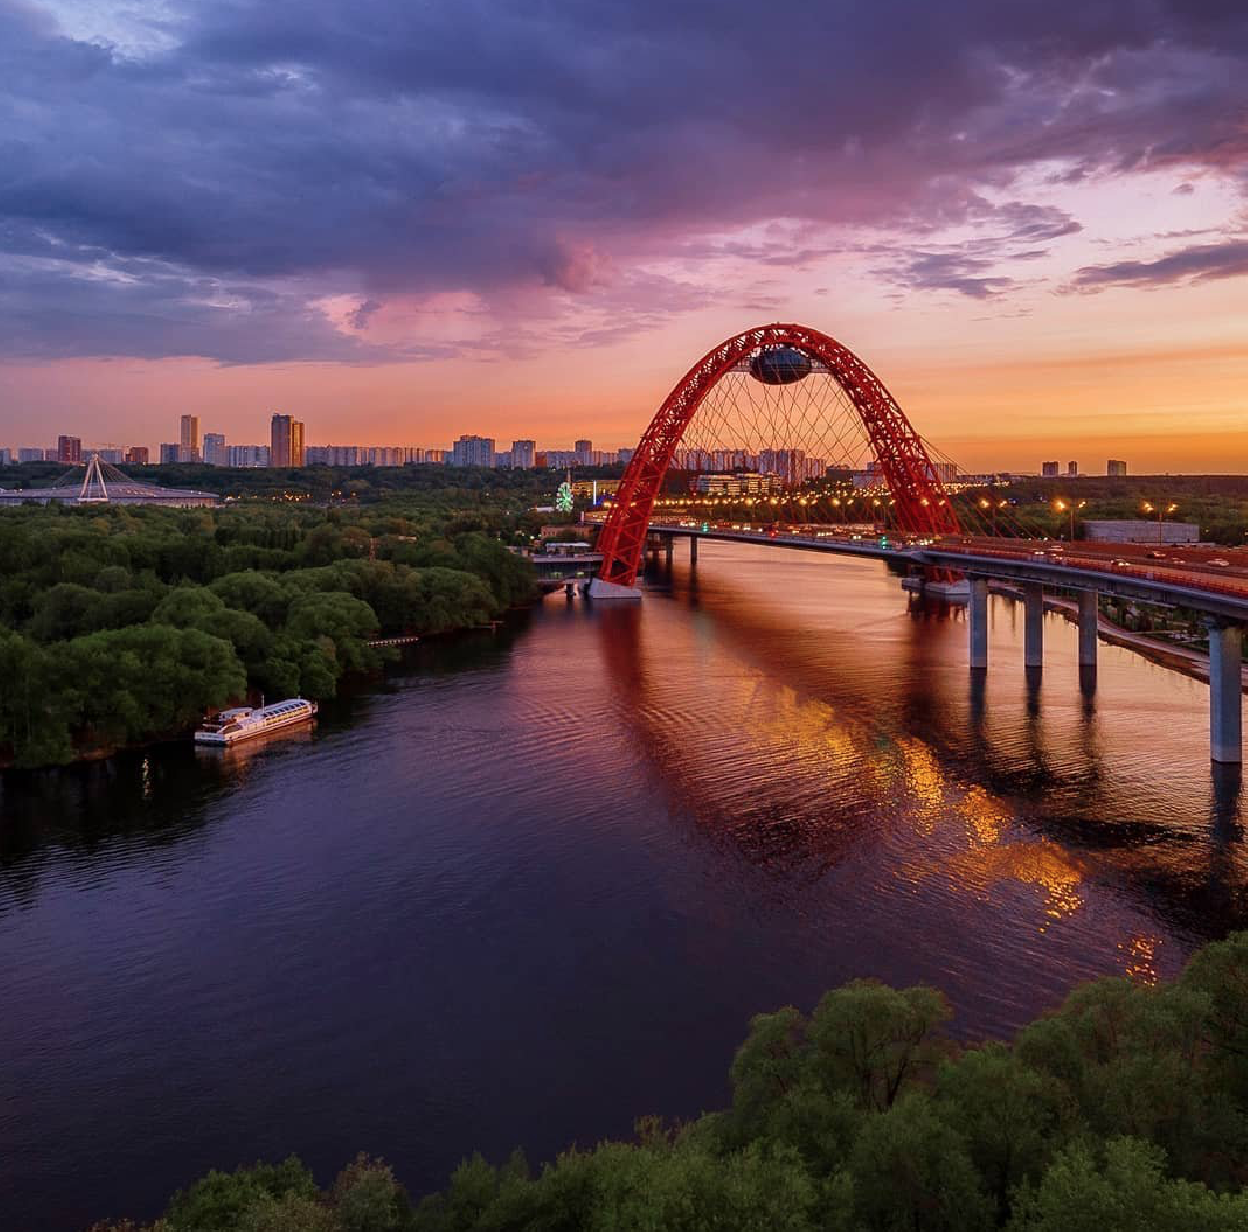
[{"xmin": 748, "ymin": 345, "xmax": 813, "ymax": 385}]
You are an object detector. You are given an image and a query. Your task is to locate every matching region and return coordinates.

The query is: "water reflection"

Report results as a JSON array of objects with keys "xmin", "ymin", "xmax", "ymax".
[
  {"xmin": 624, "ymin": 548, "xmax": 1245, "ymax": 940},
  {"xmin": 1, "ymin": 544, "xmax": 1247, "ymax": 1231}
]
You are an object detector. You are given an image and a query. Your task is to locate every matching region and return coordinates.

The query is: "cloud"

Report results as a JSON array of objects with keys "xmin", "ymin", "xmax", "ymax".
[
  {"xmin": 0, "ymin": 0, "xmax": 1246, "ymax": 360},
  {"xmin": 1071, "ymin": 240, "xmax": 1248, "ymax": 290},
  {"xmin": 538, "ymin": 239, "xmax": 615, "ymax": 293},
  {"xmin": 347, "ymin": 297, "xmax": 383, "ymax": 330},
  {"xmin": 882, "ymin": 250, "xmax": 1015, "ymax": 299}
]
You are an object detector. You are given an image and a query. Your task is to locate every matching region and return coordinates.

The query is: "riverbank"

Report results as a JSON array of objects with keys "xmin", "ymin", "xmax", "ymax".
[
  {"xmin": 85, "ymin": 932, "xmax": 1248, "ymax": 1232},
  {"xmin": 0, "ymin": 612, "xmax": 524, "ymax": 773},
  {"xmin": 4, "ymin": 539, "xmax": 1242, "ymax": 1231},
  {"xmin": 990, "ymin": 582, "xmax": 1247, "ymax": 691}
]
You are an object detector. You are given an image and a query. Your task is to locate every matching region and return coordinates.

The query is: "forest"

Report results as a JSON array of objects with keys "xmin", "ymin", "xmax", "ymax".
[
  {"xmin": 87, "ymin": 930, "xmax": 1248, "ymax": 1231},
  {"xmin": 0, "ymin": 490, "xmax": 542, "ymax": 768},
  {"xmin": 0, "ymin": 460, "xmax": 623, "ymax": 503},
  {"xmin": 979, "ymin": 475, "xmax": 1248, "ymax": 544}
]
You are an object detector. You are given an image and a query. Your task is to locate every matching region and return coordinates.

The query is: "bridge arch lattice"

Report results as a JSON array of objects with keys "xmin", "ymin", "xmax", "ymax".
[{"xmin": 595, "ymin": 323, "xmax": 960, "ymax": 588}]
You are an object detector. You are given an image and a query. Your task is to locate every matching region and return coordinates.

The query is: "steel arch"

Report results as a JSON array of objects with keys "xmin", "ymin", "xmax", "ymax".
[{"xmin": 596, "ymin": 323, "xmax": 960, "ymax": 587}]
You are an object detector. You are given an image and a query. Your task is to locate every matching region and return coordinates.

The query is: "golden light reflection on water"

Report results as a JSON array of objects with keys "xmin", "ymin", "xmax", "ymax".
[
  {"xmin": 891, "ymin": 738, "xmax": 1086, "ymax": 929},
  {"xmin": 1119, "ymin": 934, "xmax": 1162, "ymax": 984},
  {"xmin": 615, "ymin": 607, "xmax": 1093, "ymax": 932}
]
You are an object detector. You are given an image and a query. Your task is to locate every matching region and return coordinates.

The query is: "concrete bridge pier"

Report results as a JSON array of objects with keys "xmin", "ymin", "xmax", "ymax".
[
  {"xmin": 1023, "ymin": 583, "xmax": 1044, "ymax": 670},
  {"xmin": 1077, "ymin": 589, "xmax": 1098, "ymax": 669},
  {"xmin": 689, "ymin": 535, "xmax": 698, "ymax": 565},
  {"xmin": 664, "ymin": 536, "xmax": 674, "ymax": 568},
  {"xmin": 1206, "ymin": 620, "xmax": 1243, "ymax": 764},
  {"xmin": 969, "ymin": 577, "xmax": 988, "ymax": 670}
]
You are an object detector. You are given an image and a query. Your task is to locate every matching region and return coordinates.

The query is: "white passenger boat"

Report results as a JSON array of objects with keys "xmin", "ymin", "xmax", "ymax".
[{"xmin": 194, "ymin": 698, "xmax": 318, "ymax": 745}]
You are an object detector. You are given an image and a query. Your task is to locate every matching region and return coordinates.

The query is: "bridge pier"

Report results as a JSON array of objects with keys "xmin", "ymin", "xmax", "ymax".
[
  {"xmin": 1023, "ymin": 583, "xmax": 1044, "ymax": 670},
  {"xmin": 588, "ymin": 577, "xmax": 642, "ymax": 601},
  {"xmin": 969, "ymin": 577, "xmax": 988, "ymax": 670},
  {"xmin": 1207, "ymin": 620, "xmax": 1243, "ymax": 764},
  {"xmin": 689, "ymin": 535, "xmax": 698, "ymax": 564},
  {"xmin": 664, "ymin": 536, "xmax": 674, "ymax": 567},
  {"xmin": 1077, "ymin": 589, "xmax": 1098, "ymax": 669}
]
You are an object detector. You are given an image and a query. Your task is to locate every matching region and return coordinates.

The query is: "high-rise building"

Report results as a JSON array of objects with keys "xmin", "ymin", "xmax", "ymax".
[
  {"xmin": 450, "ymin": 434, "xmax": 495, "ymax": 467},
  {"xmin": 1107, "ymin": 459, "xmax": 1127, "ymax": 476},
  {"xmin": 575, "ymin": 438, "xmax": 593, "ymax": 466},
  {"xmin": 159, "ymin": 443, "xmax": 179, "ymax": 464},
  {"xmin": 96, "ymin": 447, "xmax": 125, "ymax": 464},
  {"xmin": 510, "ymin": 439, "xmax": 536, "ymax": 469},
  {"xmin": 365, "ymin": 447, "xmax": 406, "ymax": 467},
  {"xmin": 1067, "ymin": 461, "xmax": 1078, "ymax": 476},
  {"xmin": 125, "ymin": 446, "xmax": 150, "ymax": 465},
  {"xmin": 424, "ymin": 449, "xmax": 447, "ymax": 465},
  {"xmin": 306, "ymin": 445, "xmax": 361, "ymax": 466},
  {"xmin": 1041, "ymin": 460, "xmax": 1059, "ymax": 477},
  {"xmin": 618, "ymin": 447, "xmax": 635, "ymax": 465},
  {"xmin": 229, "ymin": 444, "xmax": 270, "ymax": 467},
  {"xmin": 180, "ymin": 414, "xmax": 200, "ymax": 460},
  {"xmin": 0, "ymin": 448, "xmax": 11, "ymax": 466},
  {"xmin": 269, "ymin": 413, "xmax": 305, "ymax": 467},
  {"xmin": 202, "ymin": 432, "xmax": 228, "ymax": 466},
  {"xmin": 18, "ymin": 447, "xmax": 45, "ymax": 463},
  {"xmin": 57, "ymin": 435, "xmax": 82, "ymax": 464}
]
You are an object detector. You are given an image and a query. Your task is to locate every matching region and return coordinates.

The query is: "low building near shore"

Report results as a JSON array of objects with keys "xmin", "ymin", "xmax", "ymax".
[{"xmin": 1083, "ymin": 519, "xmax": 1199, "ymax": 545}]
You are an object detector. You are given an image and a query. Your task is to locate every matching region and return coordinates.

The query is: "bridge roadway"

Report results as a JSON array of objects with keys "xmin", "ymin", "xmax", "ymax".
[{"xmin": 642, "ymin": 522, "xmax": 1248, "ymax": 764}]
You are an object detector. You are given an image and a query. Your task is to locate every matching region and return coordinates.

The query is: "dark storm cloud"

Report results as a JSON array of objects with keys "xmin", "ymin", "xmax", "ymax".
[
  {"xmin": 1, "ymin": 0, "xmax": 1246, "ymax": 359},
  {"xmin": 1071, "ymin": 240, "xmax": 1248, "ymax": 289}
]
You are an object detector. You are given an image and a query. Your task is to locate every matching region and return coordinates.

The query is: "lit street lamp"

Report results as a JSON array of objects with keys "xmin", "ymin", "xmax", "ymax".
[
  {"xmin": 1142, "ymin": 501, "xmax": 1179, "ymax": 544},
  {"xmin": 1053, "ymin": 498, "xmax": 1085, "ymax": 541},
  {"xmin": 979, "ymin": 496, "xmax": 1009, "ymax": 536}
]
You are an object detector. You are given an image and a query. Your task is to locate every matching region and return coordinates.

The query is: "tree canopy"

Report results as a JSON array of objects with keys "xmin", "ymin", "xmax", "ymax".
[
  {"xmin": 89, "ymin": 933, "xmax": 1248, "ymax": 1232},
  {"xmin": 0, "ymin": 494, "xmax": 538, "ymax": 767}
]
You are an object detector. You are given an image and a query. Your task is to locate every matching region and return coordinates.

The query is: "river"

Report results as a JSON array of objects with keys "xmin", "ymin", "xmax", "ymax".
[{"xmin": 1, "ymin": 542, "xmax": 1245, "ymax": 1230}]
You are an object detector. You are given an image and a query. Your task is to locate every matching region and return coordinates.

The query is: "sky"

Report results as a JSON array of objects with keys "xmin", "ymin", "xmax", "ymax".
[{"xmin": 0, "ymin": 0, "xmax": 1246, "ymax": 471}]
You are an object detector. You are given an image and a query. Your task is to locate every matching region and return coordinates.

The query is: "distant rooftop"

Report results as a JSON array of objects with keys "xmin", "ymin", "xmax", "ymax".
[{"xmin": 0, "ymin": 454, "xmax": 219, "ymax": 508}]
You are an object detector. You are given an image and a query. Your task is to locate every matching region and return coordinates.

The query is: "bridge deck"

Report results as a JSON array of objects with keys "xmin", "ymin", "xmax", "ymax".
[{"xmin": 644, "ymin": 522, "xmax": 1248, "ymax": 623}]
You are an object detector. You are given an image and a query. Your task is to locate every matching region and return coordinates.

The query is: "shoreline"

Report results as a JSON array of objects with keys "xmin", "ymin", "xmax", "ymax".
[
  {"xmin": 991, "ymin": 582, "xmax": 1246, "ymax": 691},
  {"xmin": 0, "ymin": 612, "xmax": 531, "ymax": 774}
]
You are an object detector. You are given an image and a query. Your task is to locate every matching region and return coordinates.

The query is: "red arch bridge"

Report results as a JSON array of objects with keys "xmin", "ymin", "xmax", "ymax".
[{"xmin": 588, "ymin": 323, "xmax": 1248, "ymax": 765}]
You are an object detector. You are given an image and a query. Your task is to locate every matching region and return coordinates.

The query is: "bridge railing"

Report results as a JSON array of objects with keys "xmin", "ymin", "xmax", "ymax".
[{"xmin": 932, "ymin": 542, "xmax": 1248, "ymax": 602}]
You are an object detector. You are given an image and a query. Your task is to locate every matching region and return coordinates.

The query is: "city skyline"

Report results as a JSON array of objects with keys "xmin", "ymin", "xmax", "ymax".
[
  {"xmin": 1, "ymin": 2, "xmax": 1246, "ymax": 471},
  {"xmin": 0, "ymin": 413, "xmax": 1144, "ymax": 478}
]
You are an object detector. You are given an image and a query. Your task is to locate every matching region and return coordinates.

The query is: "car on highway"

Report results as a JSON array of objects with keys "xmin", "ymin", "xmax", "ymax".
[{"xmin": 1209, "ymin": 558, "xmax": 1231, "ymax": 567}]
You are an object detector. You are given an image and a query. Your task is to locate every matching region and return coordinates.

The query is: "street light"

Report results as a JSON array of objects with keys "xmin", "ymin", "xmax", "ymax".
[
  {"xmin": 1053, "ymin": 498, "xmax": 1085, "ymax": 541},
  {"xmin": 1142, "ymin": 500, "xmax": 1178, "ymax": 543}
]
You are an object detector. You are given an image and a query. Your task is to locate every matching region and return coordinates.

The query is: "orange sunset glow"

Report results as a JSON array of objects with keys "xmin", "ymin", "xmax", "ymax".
[{"xmin": 0, "ymin": 3, "xmax": 1245, "ymax": 470}]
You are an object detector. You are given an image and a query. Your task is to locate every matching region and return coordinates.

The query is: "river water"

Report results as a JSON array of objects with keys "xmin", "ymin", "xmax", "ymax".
[{"xmin": 2, "ymin": 543, "xmax": 1246, "ymax": 1230}]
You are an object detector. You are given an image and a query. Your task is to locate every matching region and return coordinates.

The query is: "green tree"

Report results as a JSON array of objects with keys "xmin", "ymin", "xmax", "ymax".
[
  {"xmin": 934, "ymin": 1043, "xmax": 1066, "ymax": 1223},
  {"xmin": 331, "ymin": 1155, "xmax": 412, "ymax": 1232},
  {"xmin": 210, "ymin": 571, "xmax": 292, "ymax": 628},
  {"xmin": 1007, "ymin": 1137, "xmax": 1248, "ymax": 1232},
  {"xmin": 165, "ymin": 1157, "xmax": 318, "ymax": 1232},
  {"xmin": 807, "ymin": 980, "xmax": 951, "ymax": 1112},
  {"xmin": 0, "ymin": 626, "xmax": 76, "ymax": 766},
  {"xmin": 849, "ymin": 1094, "xmax": 994, "ymax": 1232},
  {"xmin": 1182, "ymin": 931, "xmax": 1248, "ymax": 1103},
  {"xmin": 25, "ymin": 582, "xmax": 107, "ymax": 641}
]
